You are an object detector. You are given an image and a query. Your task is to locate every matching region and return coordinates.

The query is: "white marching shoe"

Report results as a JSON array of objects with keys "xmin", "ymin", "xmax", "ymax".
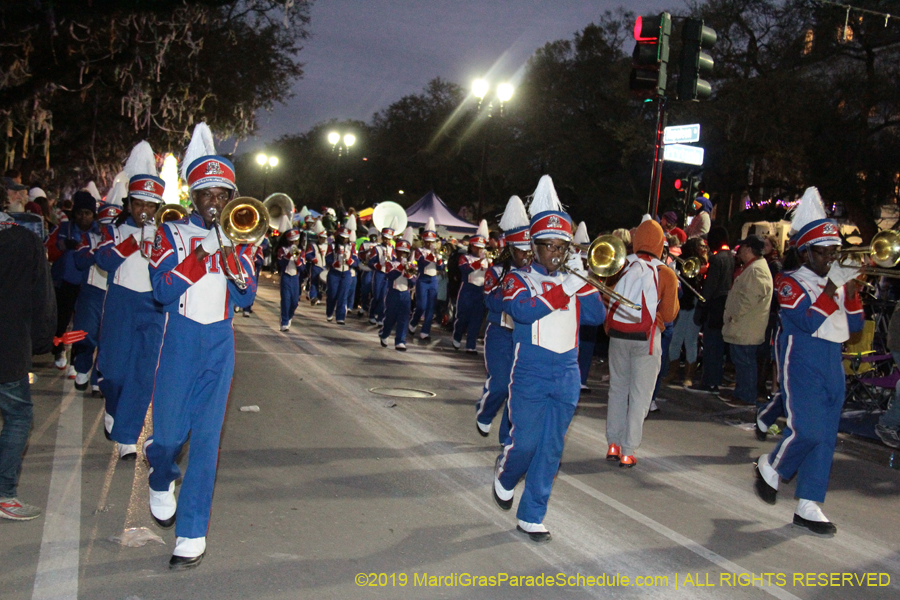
[
  {"xmin": 170, "ymin": 536, "xmax": 206, "ymax": 570},
  {"xmin": 149, "ymin": 481, "xmax": 176, "ymax": 529},
  {"xmin": 793, "ymin": 499, "xmax": 837, "ymax": 536},
  {"xmin": 118, "ymin": 443, "xmax": 138, "ymax": 461}
]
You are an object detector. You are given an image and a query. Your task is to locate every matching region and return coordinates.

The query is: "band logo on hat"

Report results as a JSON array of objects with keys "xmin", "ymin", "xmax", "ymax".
[
  {"xmin": 127, "ymin": 175, "xmax": 165, "ymax": 204},
  {"xmin": 186, "ymin": 156, "xmax": 236, "ymax": 191}
]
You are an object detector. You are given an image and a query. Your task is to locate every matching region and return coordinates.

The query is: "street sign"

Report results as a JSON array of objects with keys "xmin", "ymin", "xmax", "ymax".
[
  {"xmin": 663, "ymin": 124, "xmax": 700, "ymax": 145},
  {"xmin": 664, "ymin": 143, "xmax": 705, "ymax": 165}
]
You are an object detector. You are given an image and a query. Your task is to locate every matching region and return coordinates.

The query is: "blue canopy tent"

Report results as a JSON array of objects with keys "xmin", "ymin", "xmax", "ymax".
[{"xmin": 405, "ymin": 191, "xmax": 477, "ymax": 235}]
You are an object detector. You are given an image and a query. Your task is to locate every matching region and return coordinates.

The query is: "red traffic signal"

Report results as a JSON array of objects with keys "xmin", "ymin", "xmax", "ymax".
[
  {"xmin": 674, "ymin": 179, "xmax": 683, "ymax": 190},
  {"xmin": 629, "ymin": 13, "xmax": 671, "ymax": 98}
]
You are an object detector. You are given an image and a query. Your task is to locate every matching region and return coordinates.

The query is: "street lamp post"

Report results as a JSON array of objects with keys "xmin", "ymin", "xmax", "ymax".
[
  {"xmin": 256, "ymin": 152, "xmax": 279, "ymax": 198},
  {"xmin": 327, "ymin": 131, "xmax": 356, "ymax": 208},
  {"xmin": 472, "ymin": 79, "xmax": 513, "ymax": 220}
]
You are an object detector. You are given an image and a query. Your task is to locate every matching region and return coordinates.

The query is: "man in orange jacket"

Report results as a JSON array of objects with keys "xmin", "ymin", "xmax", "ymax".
[{"xmin": 604, "ymin": 217, "xmax": 679, "ymax": 468}]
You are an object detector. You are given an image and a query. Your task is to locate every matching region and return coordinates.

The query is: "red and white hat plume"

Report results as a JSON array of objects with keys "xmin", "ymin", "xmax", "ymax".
[{"xmin": 528, "ymin": 175, "xmax": 572, "ymax": 241}]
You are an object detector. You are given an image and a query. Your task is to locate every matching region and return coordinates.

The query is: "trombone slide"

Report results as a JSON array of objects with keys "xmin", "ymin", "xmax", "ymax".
[{"xmin": 560, "ymin": 265, "xmax": 641, "ymax": 310}]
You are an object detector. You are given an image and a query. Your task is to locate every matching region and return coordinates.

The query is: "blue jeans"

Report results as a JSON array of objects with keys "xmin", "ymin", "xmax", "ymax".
[
  {"xmin": 881, "ymin": 352, "xmax": 900, "ymax": 430},
  {"xmin": 730, "ymin": 343, "xmax": 758, "ymax": 404},
  {"xmin": 0, "ymin": 377, "xmax": 33, "ymax": 498}
]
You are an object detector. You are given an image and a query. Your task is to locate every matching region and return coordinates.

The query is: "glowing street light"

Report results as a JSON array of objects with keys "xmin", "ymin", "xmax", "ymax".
[
  {"xmin": 343, "ymin": 133, "xmax": 356, "ymax": 147},
  {"xmin": 256, "ymin": 152, "xmax": 279, "ymax": 197},
  {"xmin": 327, "ymin": 131, "xmax": 341, "ymax": 145},
  {"xmin": 326, "ymin": 130, "xmax": 358, "ymax": 207},
  {"xmin": 471, "ymin": 78, "xmax": 515, "ymax": 219},
  {"xmin": 472, "ymin": 78, "xmax": 489, "ymax": 100},
  {"xmin": 496, "ymin": 82, "xmax": 514, "ymax": 102}
]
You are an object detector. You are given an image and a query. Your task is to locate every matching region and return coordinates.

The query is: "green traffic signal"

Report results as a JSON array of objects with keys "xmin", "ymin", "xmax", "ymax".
[{"xmin": 677, "ymin": 18, "xmax": 717, "ymax": 101}]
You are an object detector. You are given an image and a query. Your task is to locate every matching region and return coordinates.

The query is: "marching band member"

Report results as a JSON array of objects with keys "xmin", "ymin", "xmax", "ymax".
[
  {"xmin": 145, "ymin": 123, "xmax": 257, "ymax": 569},
  {"xmin": 368, "ymin": 217, "xmax": 397, "ymax": 325},
  {"xmin": 573, "ymin": 221, "xmax": 599, "ymax": 392},
  {"xmin": 493, "ymin": 175, "xmax": 605, "ymax": 543},
  {"xmin": 357, "ymin": 226, "xmax": 378, "ymax": 317},
  {"xmin": 93, "ymin": 142, "xmax": 165, "ymax": 459},
  {"xmin": 453, "ymin": 219, "xmax": 490, "ymax": 354},
  {"xmin": 277, "ymin": 229, "xmax": 304, "ymax": 331},
  {"xmin": 476, "ymin": 196, "xmax": 530, "ymax": 444},
  {"xmin": 70, "ymin": 202, "xmax": 122, "ymax": 392},
  {"xmin": 604, "ymin": 215, "xmax": 679, "ymax": 468},
  {"xmin": 325, "ymin": 222, "xmax": 358, "ymax": 324},
  {"xmin": 46, "ymin": 190, "xmax": 99, "ymax": 371},
  {"xmin": 345, "ymin": 214, "xmax": 360, "ymax": 316},
  {"xmin": 305, "ymin": 220, "xmax": 328, "ymax": 305},
  {"xmin": 242, "ymin": 235, "xmax": 268, "ymax": 317},
  {"xmin": 380, "ymin": 227, "xmax": 416, "ymax": 351},
  {"xmin": 754, "ymin": 187, "xmax": 863, "ymax": 536},
  {"xmin": 408, "ymin": 217, "xmax": 444, "ymax": 341}
]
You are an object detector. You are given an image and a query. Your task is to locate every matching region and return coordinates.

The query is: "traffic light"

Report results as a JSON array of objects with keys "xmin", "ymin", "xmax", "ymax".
[
  {"xmin": 677, "ymin": 18, "xmax": 717, "ymax": 101},
  {"xmin": 629, "ymin": 13, "xmax": 671, "ymax": 98}
]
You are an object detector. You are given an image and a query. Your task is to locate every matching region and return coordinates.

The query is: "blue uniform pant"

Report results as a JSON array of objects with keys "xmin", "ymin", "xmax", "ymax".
[
  {"xmin": 308, "ymin": 267, "xmax": 324, "ymax": 300},
  {"xmin": 146, "ymin": 314, "xmax": 235, "ymax": 539},
  {"xmin": 498, "ymin": 349, "xmax": 579, "ymax": 524},
  {"xmin": 97, "ymin": 285, "xmax": 164, "ymax": 444},
  {"xmin": 578, "ymin": 325, "xmax": 599, "ymax": 385},
  {"xmin": 381, "ymin": 289, "xmax": 411, "ymax": 346},
  {"xmin": 326, "ymin": 269, "xmax": 353, "ymax": 322},
  {"xmin": 410, "ymin": 275, "xmax": 438, "ymax": 336},
  {"xmin": 0, "ymin": 377, "xmax": 32, "ymax": 498},
  {"xmin": 246, "ymin": 267, "xmax": 261, "ymax": 311},
  {"xmin": 769, "ymin": 336, "xmax": 844, "ymax": 503},
  {"xmin": 370, "ymin": 272, "xmax": 388, "ymax": 322},
  {"xmin": 280, "ymin": 272, "xmax": 299, "ymax": 327},
  {"xmin": 347, "ymin": 272, "xmax": 358, "ymax": 312},
  {"xmin": 358, "ymin": 270, "xmax": 373, "ymax": 312},
  {"xmin": 476, "ymin": 323, "xmax": 512, "ymax": 445},
  {"xmin": 453, "ymin": 284, "xmax": 484, "ymax": 350},
  {"xmin": 71, "ymin": 285, "xmax": 106, "ymax": 376}
]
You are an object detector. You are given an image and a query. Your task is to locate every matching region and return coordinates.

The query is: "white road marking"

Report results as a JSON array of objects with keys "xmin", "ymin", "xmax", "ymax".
[{"xmin": 31, "ymin": 379, "xmax": 82, "ymax": 600}]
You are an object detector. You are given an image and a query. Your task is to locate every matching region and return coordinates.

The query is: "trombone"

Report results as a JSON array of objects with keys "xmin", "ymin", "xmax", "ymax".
[
  {"xmin": 209, "ymin": 196, "xmax": 270, "ymax": 290},
  {"xmin": 672, "ymin": 256, "xmax": 706, "ymax": 303},
  {"xmin": 838, "ymin": 229, "xmax": 900, "ymax": 277},
  {"xmin": 139, "ymin": 204, "xmax": 189, "ymax": 258},
  {"xmin": 561, "ymin": 235, "xmax": 641, "ymax": 310}
]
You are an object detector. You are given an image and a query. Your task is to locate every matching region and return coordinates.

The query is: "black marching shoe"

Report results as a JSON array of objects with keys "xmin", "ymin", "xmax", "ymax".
[
  {"xmin": 516, "ymin": 525, "xmax": 552, "ymax": 544},
  {"xmin": 754, "ymin": 459, "xmax": 777, "ymax": 505},
  {"xmin": 169, "ymin": 553, "xmax": 204, "ymax": 570},
  {"xmin": 152, "ymin": 512, "xmax": 175, "ymax": 530},
  {"xmin": 755, "ymin": 421, "xmax": 768, "ymax": 442},
  {"xmin": 492, "ymin": 482, "xmax": 512, "ymax": 511},
  {"xmin": 793, "ymin": 514, "xmax": 837, "ymax": 536}
]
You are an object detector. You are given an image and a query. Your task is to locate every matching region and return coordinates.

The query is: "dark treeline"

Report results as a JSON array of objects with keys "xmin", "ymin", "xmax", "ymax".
[{"xmin": 241, "ymin": 0, "xmax": 900, "ymax": 239}]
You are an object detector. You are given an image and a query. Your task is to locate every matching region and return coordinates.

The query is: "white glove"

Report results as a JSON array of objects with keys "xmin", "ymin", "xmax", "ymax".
[
  {"xmin": 200, "ymin": 226, "xmax": 232, "ymax": 254},
  {"xmin": 565, "ymin": 252, "xmax": 586, "ymax": 277},
  {"xmin": 561, "ymin": 273, "xmax": 584, "ymax": 296},
  {"xmin": 827, "ymin": 260, "xmax": 860, "ymax": 289},
  {"xmin": 142, "ymin": 223, "xmax": 156, "ymax": 243}
]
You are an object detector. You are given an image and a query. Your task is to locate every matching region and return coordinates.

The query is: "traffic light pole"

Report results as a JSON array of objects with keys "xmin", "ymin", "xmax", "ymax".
[{"xmin": 647, "ymin": 95, "xmax": 668, "ymax": 217}]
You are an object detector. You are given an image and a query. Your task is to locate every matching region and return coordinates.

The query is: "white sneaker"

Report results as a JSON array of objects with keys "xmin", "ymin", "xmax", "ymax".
[
  {"xmin": 395, "ymin": 343, "xmax": 407, "ymax": 351},
  {"xmin": 452, "ymin": 339, "xmax": 461, "ymax": 350},
  {"xmin": 477, "ymin": 421, "xmax": 491, "ymax": 435},
  {"xmin": 326, "ymin": 315, "xmax": 334, "ymax": 322},
  {"xmin": 280, "ymin": 325, "xmax": 290, "ymax": 332},
  {"xmin": 419, "ymin": 332, "xmax": 430, "ymax": 340},
  {"xmin": 149, "ymin": 481, "xmax": 176, "ymax": 526},
  {"xmin": 408, "ymin": 323, "xmax": 416, "ymax": 334},
  {"xmin": 75, "ymin": 372, "xmax": 89, "ymax": 386},
  {"xmin": 118, "ymin": 443, "xmax": 138, "ymax": 460},
  {"xmin": 54, "ymin": 355, "xmax": 67, "ymax": 370},
  {"xmin": 66, "ymin": 365, "xmax": 76, "ymax": 379}
]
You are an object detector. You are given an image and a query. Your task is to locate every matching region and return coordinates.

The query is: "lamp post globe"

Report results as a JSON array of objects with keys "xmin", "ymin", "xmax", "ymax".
[
  {"xmin": 327, "ymin": 131, "xmax": 341, "ymax": 146},
  {"xmin": 256, "ymin": 153, "xmax": 268, "ymax": 166}
]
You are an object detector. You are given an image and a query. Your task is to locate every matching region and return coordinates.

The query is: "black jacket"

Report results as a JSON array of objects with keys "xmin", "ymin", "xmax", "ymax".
[{"xmin": 0, "ymin": 218, "xmax": 56, "ymax": 383}]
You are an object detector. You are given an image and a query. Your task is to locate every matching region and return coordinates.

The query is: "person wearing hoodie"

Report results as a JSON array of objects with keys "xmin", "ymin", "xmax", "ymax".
[
  {"xmin": 686, "ymin": 193, "xmax": 712, "ymax": 239},
  {"xmin": 604, "ymin": 217, "xmax": 679, "ymax": 468},
  {"xmin": 492, "ymin": 176, "xmax": 606, "ymax": 543}
]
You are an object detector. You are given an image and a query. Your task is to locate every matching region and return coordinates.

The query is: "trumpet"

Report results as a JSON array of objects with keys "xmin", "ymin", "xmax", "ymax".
[
  {"xmin": 402, "ymin": 258, "xmax": 418, "ymax": 278},
  {"xmin": 561, "ymin": 235, "xmax": 641, "ymax": 310},
  {"xmin": 838, "ymin": 229, "xmax": 900, "ymax": 278},
  {"xmin": 290, "ymin": 245, "xmax": 302, "ymax": 258},
  {"xmin": 139, "ymin": 204, "xmax": 190, "ymax": 258},
  {"xmin": 672, "ymin": 256, "xmax": 706, "ymax": 302},
  {"xmin": 209, "ymin": 196, "xmax": 270, "ymax": 290}
]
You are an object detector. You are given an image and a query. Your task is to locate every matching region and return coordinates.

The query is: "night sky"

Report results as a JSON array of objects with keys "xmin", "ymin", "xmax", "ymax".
[{"xmin": 241, "ymin": 0, "xmax": 673, "ymax": 154}]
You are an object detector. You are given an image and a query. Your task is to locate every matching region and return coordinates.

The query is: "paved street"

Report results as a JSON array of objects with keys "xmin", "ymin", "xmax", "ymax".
[{"xmin": 5, "ymin": 275, "xmax": 900, "ymax": 600}]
